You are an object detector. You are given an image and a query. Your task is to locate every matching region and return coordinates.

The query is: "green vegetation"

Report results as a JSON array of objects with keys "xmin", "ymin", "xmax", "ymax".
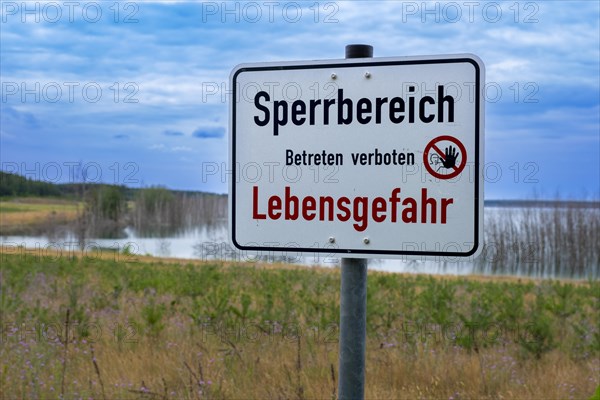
[
  {"xmin": 0, "ymin": 171, "xmax": 132, "ymax": 200},
  {"xmin": 84, "ymin": 185, "xmax": 128, "ymax": 222},
  {"xmin": 1, "ymin": 252, "xmax": 598, "ymax": 398},
  {"xmin": 590, "ymin": 385, "xmax": 600, "ymax": 400},
  {"xmin": 0, "ymin": 171, "xmax": 62, "ymax": 197}
]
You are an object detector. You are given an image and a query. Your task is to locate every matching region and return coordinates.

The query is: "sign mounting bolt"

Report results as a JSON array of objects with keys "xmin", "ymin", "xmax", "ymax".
[
  {"xmin": 363, "ymin": 238, "xmax": 370, "ymax": 244},
  {"xmin": 331, "ymin": 73, "xmax": 337, "ymax": 80},
  {"xmin": 329, "ymin": 237, "xmax": 335, "ymax": 243},
  {"xmin": 364, "ymin": 71, "xmax": 371, "ymax": 78}
]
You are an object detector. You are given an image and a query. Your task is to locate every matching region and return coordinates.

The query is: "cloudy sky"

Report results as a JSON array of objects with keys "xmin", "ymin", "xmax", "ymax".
[{"xmin": 1, "ymin": 1, "xmax": 598, "ymax": 199}]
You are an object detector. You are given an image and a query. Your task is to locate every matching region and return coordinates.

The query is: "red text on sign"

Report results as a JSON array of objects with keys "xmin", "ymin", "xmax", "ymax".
[{"xmin": 252, "ymin": 186, "xmax": 454, "ymax": 232}]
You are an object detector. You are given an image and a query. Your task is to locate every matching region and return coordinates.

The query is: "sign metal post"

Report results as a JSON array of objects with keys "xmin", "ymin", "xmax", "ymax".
[{"xmin": 337, "ymin": 44, "xmax": 372, "ymax": 400}]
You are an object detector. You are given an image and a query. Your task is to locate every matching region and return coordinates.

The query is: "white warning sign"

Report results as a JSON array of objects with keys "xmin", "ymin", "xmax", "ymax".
[{"xmin": 229, "ymin": 54, "xmax": 484, "ymax": 258}]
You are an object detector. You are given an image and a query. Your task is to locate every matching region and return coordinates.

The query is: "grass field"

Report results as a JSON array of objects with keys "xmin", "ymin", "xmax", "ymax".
[
  {"xmin": 0, "ymin": 198, "xmax": 81, "ymax": 235},
  {"xmin": 1, "ymin": 250, "xmax": 598, "ymax": 399}
]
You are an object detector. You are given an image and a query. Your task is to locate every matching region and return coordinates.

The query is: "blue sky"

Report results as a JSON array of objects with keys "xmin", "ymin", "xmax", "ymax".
[{"xmin": 1, "ymin": 0, "xmax": 598, "ymax": 199}]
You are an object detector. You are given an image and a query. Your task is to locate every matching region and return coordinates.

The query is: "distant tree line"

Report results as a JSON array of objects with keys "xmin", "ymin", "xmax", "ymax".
[
  {"xmin": 0, "ymin": 171, "xmax": 62, "ymax": 197},
  {"xmin": 0, "ymin": 171, "xmax": 137, "ymax": 200}
]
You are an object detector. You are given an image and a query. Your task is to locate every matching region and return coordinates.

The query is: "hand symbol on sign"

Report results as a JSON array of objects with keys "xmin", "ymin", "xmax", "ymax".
[
  {"xmin": 424, "ymin": 136, "xmax": 467, "ymax": 180},
  {"xmin": 440, "ymin": 146, "xmax": 459, "ymax": 170}
]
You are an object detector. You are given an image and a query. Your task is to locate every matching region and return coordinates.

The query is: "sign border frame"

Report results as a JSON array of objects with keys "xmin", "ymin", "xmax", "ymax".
[{"xmin": 229, "ymin": 54, "xmax": 484, "ymax": 258}]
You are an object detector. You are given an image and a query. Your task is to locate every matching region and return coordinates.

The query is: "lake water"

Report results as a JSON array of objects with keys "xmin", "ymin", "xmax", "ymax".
[{"xmin": 2, "ymin": 207, "xmax": 598, "ymax": 278}]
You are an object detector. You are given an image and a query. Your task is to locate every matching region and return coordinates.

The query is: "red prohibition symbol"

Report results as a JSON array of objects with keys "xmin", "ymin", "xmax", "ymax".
[{"xmin": 423, "ymin": 135, "xmax": 467, "ymax": 180}]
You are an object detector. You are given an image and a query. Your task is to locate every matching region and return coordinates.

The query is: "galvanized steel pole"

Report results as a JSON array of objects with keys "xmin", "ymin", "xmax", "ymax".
[{"xmin": 338, "ymin": 44, "xmax": 372, "ymax": 400}]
